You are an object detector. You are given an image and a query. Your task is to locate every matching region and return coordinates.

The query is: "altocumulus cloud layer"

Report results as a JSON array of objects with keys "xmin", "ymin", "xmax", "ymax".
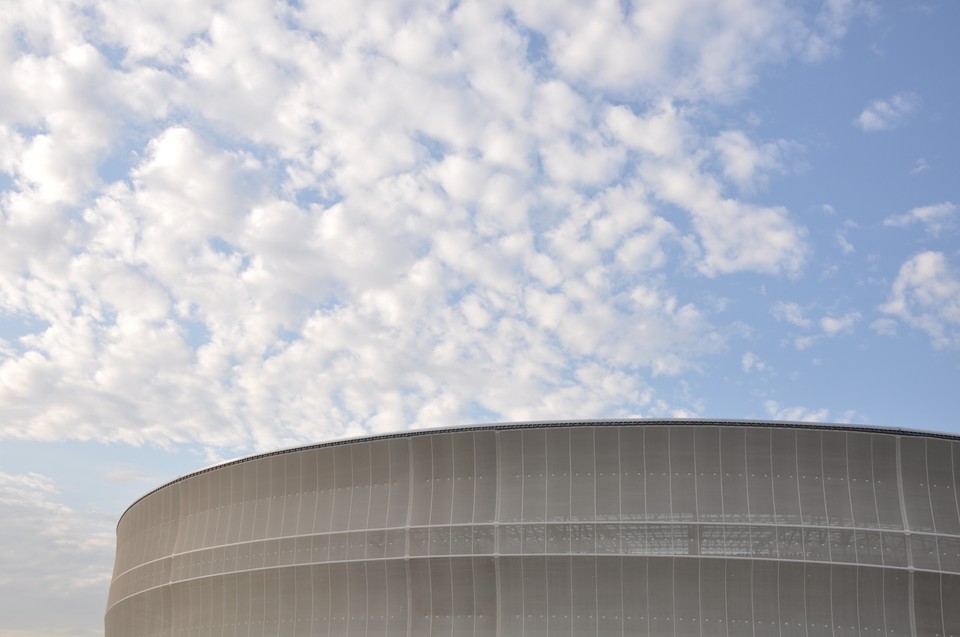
[
  {"xmin": 1, "ymin": 0, "xmax": 841, "ymax": 451},
  {"xmin": 2, "ymin": 0, "xmax": 960, "ymax": 634}
]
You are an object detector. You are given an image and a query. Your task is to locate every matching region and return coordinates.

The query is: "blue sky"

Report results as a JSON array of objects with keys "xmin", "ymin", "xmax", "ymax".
[{"xmin": 1, "ymin": 0, "xmax": 958, "ymax": 634}]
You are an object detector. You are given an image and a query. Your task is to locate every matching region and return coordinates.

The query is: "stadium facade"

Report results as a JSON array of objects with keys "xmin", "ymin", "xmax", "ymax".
[{"xmin": 106, "ymin": 420, "xmax": 960, "ymax": 636}]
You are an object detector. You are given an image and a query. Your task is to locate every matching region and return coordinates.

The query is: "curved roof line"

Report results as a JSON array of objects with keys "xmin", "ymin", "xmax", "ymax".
[{"xmin": 117, "ymin": 418, "xmax": 959, "ymax": 528}]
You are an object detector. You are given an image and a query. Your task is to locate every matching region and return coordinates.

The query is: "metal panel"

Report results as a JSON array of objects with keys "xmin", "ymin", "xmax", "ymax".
[
  {"xmin": 902, "ymin": 436, "xmax": 936, "ymax": 533},
  {"xmin": 779, "ymin": 561, "xmax": 806, "ymax": 637},
  {"xmin": 281, "ymin": 452, "xmax": 302, "ymax": 537},
  {"xmin": 856, "ymin": 529, "xmax": 883, "ymax": 566},
  {"xmin": 266, "ymin": 455, "xmax": 286, "ymax": 538},
  {"xmin": 700, "ymin": 557, "xmax": 726, "ymax": 637},
  {"xmin": 595, "ymin": 427, "xmax": 621, "ymax": 521},
  {"xmin": 498, "ymin": 557, "xmax": 523, "ymax": 635},
  {"xmin": 696, "ymin": 426, "xmax": 724, "ymax": 523},
  {"xmin": 596, "ymin": 556, "xmax": 622, "ymax": 637},
  {"xmin": 430, "ymin": 434, "xmax": 454, "ymax": 527},
  {"xmin": 546, "ymin": 556, "xmax": 573, "ymax": 636},
  {"xmin": 752, "ymin": 560, "xmax": 780, "ymax": 637},
  {"xmin": 822, "ymin": 430, "xmax": 855, "ymax": 527},
  {"xmin": 830, "ymin": 564, "xmax": 860, "ymax": 637},
  {"xmin": 297, "ymin": 451, "xmax": 319, "ymax": 536},
  {"xmin": 620, "ymin": 426, "xmax": 645, "ymax": 521},
  {"xmin": 410, "ymin": 436, "xmax": 434, "ymax": 527},
  {"xmin": 347, "ymin": 561, "xmax": 368, "ymax": 636},
  {"xmin": 673, "ymin": 556, "xmax": 700, "ymax": 637},
  {"xmin": 408, "ymin": 557, "xmax": 433, "ymax": 635},
  {"xmin": 522, "ymin": 523, "xmax": 545, "ymax": 554},
  {"xmin": 621, "ymin": 556, "xmax": 649, "ymax": 636},
  {"xmin": 942, "ymin": 573, "xmax": 960, "ymax": 637},
  {"xmin": 873, "ymin": 434, "xmax": 904, "ymax": 530},
  {"xmin": 856, "ymin": 565, "xmax": 885, "ymax": 636},
  {"xmin": 366, "ymin": 560, "xmax": 388, "ymax": 637},
  {"xmin": 451, "ymin": 557, "xmax": 475, "ymax": 636},
  {"xmin": 772, "ymin": 428, "xmax": 803, "ymax": 525},
  {"xmin": 645, "ymin": 427, "xmax": 671, "ymax": 521},
  {"xmin": 349, "ymin": 443, "xmax": 372, "ymax": 531},
  {"xmin": 314, "ymin": 446, "xmax": 335, "ymax": 534},
  {"xmin": 848, "ymin": 432, "xmax": 880, "ymax": 529},
  {"xmin": 570, "ymin": 427, "xmax": 596, "ymax": 522},
  {"xmin": 473, "ymin": 557, "xmax": 497, "ymax": 637},
  {"xmin": 670, "ymin": 426, "xmax": 697, "ymax": 522},
  {"xmin": 498, "ymin": 430, "xmax": 523, "ymax": 523},
  {"xmin": 746, "ymin": 427, "xmax": 776, "ymax": 523},
  {"xmin": 386, "ymin": 559, "xmax": 409, "ymax": 636},
  {"xmin": 546, "ymin": 428, "xmax": 572, "ymax": 522},
  {"xmin": 451, "ymin": 433, "xmax": 476, "ymax": 525},
  {"xmin": 429, "ymin": 558, "xmax": 453, "ymax": 637},
  {"xmin": 883, "ymin": 569, "xmax": 912, "ymax": 637},
  {"xmin": 914, "ymin": 570, "xmax": 944, "ymax": 637},
  {"xmin": 721, "ymin": 426, "xmax": 750, "ymax": 523},
  {"xmin": 368, "ymin": 439, "xmax": 391, "ymax": 530},
  {"xmin": 523, "ymin": 557, "xmax": 548, "ymax": 637},
  {"xmin": 727, "ymin": 558, "xmax": 753, "ymax": 635},
  {"xmin": 928, "ymin": 439, "xmax": 960, "ymax": 535},
  {"xmin": 473, "ymin": 431, "xmax": 498, "ymax": 524},
  {"xmin": 387, "ymin": 438, "xmax": 410, "ymax": 528},
  {"xmin": 797, "ymin": 430, "xmax": 828, "ymax": 527},
  {"xmin": 523, "ymin": 429, "xmax": 548, "ymax": 523},
  {"xmin": 571, "ymin": 556, "xmax": 598, "ymax": 635}
]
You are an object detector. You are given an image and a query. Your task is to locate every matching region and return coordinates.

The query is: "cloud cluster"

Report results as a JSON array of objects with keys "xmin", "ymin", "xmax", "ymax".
[
  {"xmin": 881, "ymin": 252, "xmax": 960, "ymax": 349},
  {"xmin": 855, "ymin": 92, "xmax": 920, "ymax": 131},
  {"xmin": 764, "ymin": 400, "xmax": 830, "ymax": 423},
  {"xmin": 0, "ymin": 0, "xmax": 863, "ymax": 455},
  {"xmin": 884, "ymin": 201, "xmax": 957, "ymax": 236},
  {"xmin": 741, "ymin": 351, "xmax": 772, "ymax": 374},
  {"xmin": 770, "ymin": 301, "xmax": 862, "ymax": 350},
  {"xmin": 0, "ymin": 471, "xmax": 114, "ymax": 635}
]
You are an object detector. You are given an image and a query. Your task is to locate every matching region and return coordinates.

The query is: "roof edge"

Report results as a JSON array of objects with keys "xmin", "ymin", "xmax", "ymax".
[{"xmin": 116, "ymin": 418, "xmax": 959, "ymax": 529}]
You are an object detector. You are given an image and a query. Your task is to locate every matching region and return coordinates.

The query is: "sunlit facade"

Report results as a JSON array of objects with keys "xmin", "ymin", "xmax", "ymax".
[{"xmin": 106, "ymin": 420, "xmax": 960, "ymax": 636}]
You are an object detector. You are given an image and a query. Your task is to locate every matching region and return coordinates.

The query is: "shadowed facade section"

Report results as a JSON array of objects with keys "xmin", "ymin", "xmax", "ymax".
[{"xmin": 106, "ymin": 420, "xmax": 960, "ymax": 636}]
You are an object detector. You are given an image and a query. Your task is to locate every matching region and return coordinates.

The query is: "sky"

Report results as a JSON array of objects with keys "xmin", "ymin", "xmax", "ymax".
[{"xmin": 0, "ymin": 0, "xmax": 958, "ymax": 634}]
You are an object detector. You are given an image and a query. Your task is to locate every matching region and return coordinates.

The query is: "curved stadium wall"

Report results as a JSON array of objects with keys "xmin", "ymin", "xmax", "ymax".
[{"xmin": 107, "ymin": 420, "xmax": 960, "ymax": 636}]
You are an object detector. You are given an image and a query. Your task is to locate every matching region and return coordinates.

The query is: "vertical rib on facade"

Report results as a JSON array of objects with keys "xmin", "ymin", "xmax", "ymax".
[{"xmin": 106, "ymin": 420, "xmax": 960, "ymax": 636}]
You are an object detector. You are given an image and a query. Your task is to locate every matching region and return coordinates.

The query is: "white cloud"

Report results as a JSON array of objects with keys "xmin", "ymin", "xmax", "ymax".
[
  {"xmin": 771, "ymin": 301, "xmax": 812, "ymax": 327},
  {"xmin": 710, "ymin": 130, "xmax": 794, "ymax": 192},
  {"xmin": 870, "ymin": 317, "xmax": 897, "ymax": 337},
  {"xmin": 880, "ymin": 251, "xmax": 960, "ymax": 348},
  {"xmin": 741, "ymin": 351, "xmax": 771, "ymax": 373},
  {"xmin": 604, "ymin": 101, "xmax": 689, "ymax": 159},
  {"xmin": 801, "ymin": 0, "xmax": 864, "ymax": 61},
  {"xmin": 0, "ymin": 0, "xmax": 852, "ymax": 453},
  {"xmin": 0, "ymin": 471, "xmax": 113, "ymax": 635},
  {"xmin": 855, "ymin": 92, "xmax": 920, "ymax": 131},
  {"xmin": 884, "ymin": 201, "xmax": 957, "ymax": 236},
  {"xmin": 836, "ymin": 232, "xmax": 855, "ymax": 254},
  {"xmin": 792, "ymin": 335, "xmax": 821, "ymax": 351},
  {"xmin": 764, "ymin": 400, "xmax": 830, "ymax": 423},
  {"xmin": 770, "ymin": 302, "xmax": 861, "ymax": 349},
  {"xmin": 512, "ymin": 0, "xmax": 798, "ymax": 99},
  {"xmin": 819, "ymin": 311, "xmax": 861, "ymax": 335},
  {"xmin": 642, "ymin": 159, "xmax": 807, "ymax": 276},
  {"xmin": 835, "ymin": 219, "xmax": 856, "ymax": 254}
]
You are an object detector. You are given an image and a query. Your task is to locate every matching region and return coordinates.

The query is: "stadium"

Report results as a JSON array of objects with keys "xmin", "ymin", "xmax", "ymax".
[{"xmin": 106, "ymin": 419, "xmax": 960, "ymax": 636}]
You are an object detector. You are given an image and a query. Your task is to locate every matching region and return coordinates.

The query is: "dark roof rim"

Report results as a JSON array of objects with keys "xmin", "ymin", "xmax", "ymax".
[{"xmin": 117, "ymin": 418, "xmax": 960, "ymax": 528}]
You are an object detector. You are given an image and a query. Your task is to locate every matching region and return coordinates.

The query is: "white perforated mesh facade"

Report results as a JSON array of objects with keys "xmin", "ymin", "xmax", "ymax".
[{"xmin": 106, "ymin": 420, "xmax": 960, "ymax": 636}]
